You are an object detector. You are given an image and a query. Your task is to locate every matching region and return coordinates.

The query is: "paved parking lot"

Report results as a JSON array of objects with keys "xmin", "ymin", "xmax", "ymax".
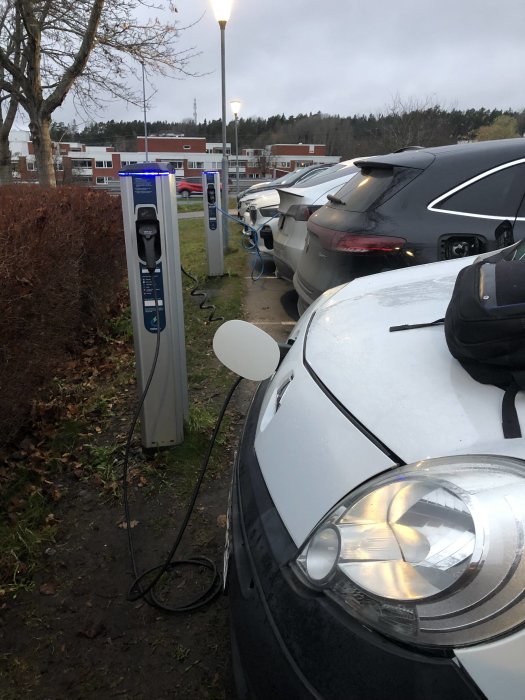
[{"xmin": 242, "ymin": 256, "xmax": 299, "ymax": 345}]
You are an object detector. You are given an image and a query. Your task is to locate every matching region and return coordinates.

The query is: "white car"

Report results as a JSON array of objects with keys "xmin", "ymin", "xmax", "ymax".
[
  {"xmin": 237, "ymin": 164, "xmax": 333, "ymax": 215},
  {"xmin": 242, "ymin": 189, "xmax": 280, "ymax": 258},
  {"xmin": 214, "ymin": 246, "xmax": 525, "ymax": 700},
  {"xmin": 273, "ymin": 160, "xmax": 358, "ymax": 281}
]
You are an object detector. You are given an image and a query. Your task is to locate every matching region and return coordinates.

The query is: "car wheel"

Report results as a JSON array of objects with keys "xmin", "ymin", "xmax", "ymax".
[{"xmin": 180, "ymin": 190, "xmax": 190, "ymax": 198}]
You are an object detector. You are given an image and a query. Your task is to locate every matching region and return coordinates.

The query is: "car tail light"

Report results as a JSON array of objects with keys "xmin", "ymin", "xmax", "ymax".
[
  {"xmin": 309, "ymin": 220, "xmax": 406, "ymax": 253},
  {"xmin": 286, "ymin": 204, "xmax": 321, "ymax": 221},
  {"xmin": 331, "ymin": 233, "xmax": 406, "ymax": 253}
]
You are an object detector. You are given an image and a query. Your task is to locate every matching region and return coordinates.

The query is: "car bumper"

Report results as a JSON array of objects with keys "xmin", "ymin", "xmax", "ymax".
[{"xmin": 227, "ymin": 384, "xmax": 485, "ymax": 700}]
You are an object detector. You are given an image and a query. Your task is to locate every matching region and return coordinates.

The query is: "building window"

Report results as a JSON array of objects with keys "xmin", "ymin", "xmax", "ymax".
[
  {"xmin": 95, "ymin": 160, "xmax": 112, "ymax": 168},
  {"xmin": 71, "ymin": 159, "xmax": 92, "ymax": 168},
  {"xmin": 55, "ymin": 162, "xmax": 64, "ymax": 171},
  {"xmin": 183, "ymin": 145, "xmax": 191, "ymax": 150},
  {"xmin": 188, "ymin": 161, "xmax": 204, "ymax": 169},
  {"xmin": 27, "ymin": 161, "xmax": 37, "ymax": 171},
  {"xmin": 96, "ymin": 176, "xmax": 114, "ymax": 184}
]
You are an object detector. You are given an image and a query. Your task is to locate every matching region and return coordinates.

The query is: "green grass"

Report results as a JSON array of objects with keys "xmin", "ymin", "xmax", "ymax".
[
  {"xmin": 177, "ymin": 200, "xmax": 203, "ymax": 213},
  {"xmin": 0, "ymin": 216, "xmax": 247, "ymax": 589},
  {"xmin": 176, "ymin": 196, "xmax": 237, "ymax": 215}
]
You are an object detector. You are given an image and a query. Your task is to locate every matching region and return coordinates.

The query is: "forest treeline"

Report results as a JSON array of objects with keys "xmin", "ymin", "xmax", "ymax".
[{"xmin": 51, "ymin": 105, "xmax": 525, "ymax": 159}]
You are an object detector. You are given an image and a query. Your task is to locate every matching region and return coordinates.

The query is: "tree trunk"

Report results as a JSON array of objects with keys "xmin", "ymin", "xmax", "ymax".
[
  {"xmin": 29, "ymin": 113, "xmax": 56, "ymax": 186},
  {"xmin": 0, "ymin": 132, "xmax": 12, "ymax": 184}
]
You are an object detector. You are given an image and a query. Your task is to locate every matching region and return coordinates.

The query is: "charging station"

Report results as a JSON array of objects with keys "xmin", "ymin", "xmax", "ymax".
[
  {"xmin": 119, "ymin": 163, "xmax": 188, "ymax": 448},
  {"xmin": 202, "ymin": 171, "xmax": 224, "ymax": 277}
]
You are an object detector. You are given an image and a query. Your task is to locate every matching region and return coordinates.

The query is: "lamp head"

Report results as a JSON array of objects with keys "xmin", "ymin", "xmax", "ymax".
[
  {"xmin": 230, "ymin": 99, "xmax": 241, "ymax": 118},
  {"xmin": 211, "ymin": 0, "xmax": 232, "ymax": 23}
]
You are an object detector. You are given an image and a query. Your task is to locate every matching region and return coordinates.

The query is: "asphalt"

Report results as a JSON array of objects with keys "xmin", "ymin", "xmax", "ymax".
[{"xmin": 242, "ymin": 255, "xmax": 299, "ymax": 344}]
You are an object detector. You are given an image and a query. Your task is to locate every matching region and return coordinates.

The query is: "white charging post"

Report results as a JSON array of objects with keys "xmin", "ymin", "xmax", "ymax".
[
  {"xmin": 202, "ymin": 170, "xmax": 224, "ymax": 277},
  {"xmin": 119, "ymin": 162, "xmax": 188, "ymax": 448}
]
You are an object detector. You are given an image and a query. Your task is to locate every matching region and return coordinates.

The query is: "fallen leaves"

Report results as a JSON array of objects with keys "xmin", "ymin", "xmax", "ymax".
[
  {"xmin": 39, "ymin": 582, "xmax": 57, "ymax": 596},
  {"xmin": 117, "ymin": 519, "xmax": 139, "ymax": 530}
]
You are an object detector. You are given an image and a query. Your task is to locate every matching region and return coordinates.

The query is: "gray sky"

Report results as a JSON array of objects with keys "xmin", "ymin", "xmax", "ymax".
[{"xmin": 51, "ymin": 0, "xmax": 525, "ymax": 128}]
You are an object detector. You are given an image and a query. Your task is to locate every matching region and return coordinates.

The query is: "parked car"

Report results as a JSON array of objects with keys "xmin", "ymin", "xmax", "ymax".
[
  {"xmin": 294, "ymin": 138, "xmax": 525, "ymax": 314},
  {"xmin": 238, "ymin": 163, "xmax": 333, "ymax": 216},
  {"xmin": 273, "ymin": 160, "xmax": 358, "ymax": 281},
  {"xmin": 177, "ymin": 177, "xmax": 203, "ymax": 197},
  {"xmin": 214, "ymin": 239, "xmax": 525, "ymax": 700},
  {"xmin": 242, "ymin": 189, "xmax": 280, "ymax": 257}
]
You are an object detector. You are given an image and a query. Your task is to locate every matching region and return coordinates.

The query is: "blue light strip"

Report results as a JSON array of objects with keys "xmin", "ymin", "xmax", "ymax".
[{"xmin": 118, "ymin": 171, "xmax": 170, "ymax": 177}]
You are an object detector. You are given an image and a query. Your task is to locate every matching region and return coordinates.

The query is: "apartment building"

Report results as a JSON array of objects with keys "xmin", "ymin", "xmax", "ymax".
[{"xmin": 10, "ymin": 131, "xmax": 339, "ymax": 185}]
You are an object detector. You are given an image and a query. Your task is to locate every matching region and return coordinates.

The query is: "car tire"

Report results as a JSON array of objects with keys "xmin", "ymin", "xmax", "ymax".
[{"xmin": 180, "ymin": 190, "xmax": 190, "ymax": 198}]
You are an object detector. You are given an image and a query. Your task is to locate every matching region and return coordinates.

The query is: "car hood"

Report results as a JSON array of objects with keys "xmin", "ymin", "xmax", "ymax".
[
  {"xmin": 246, "ymin": 189, "xmax": 279, "ymax": 208},
  {"xmin": 304, "ymin": 257, "xmax": 525, "ymax": 464}
]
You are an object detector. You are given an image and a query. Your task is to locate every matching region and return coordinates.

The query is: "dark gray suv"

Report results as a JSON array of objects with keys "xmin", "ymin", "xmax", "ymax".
[{"xmin": 294, "ymin": 139, "xmax": 525, "ymax": 314}]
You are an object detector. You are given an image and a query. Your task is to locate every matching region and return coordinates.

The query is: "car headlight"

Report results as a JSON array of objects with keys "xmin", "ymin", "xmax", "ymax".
[{"xmin": 294, "ymin": 455, "xmax": 525, "ymax": 647}]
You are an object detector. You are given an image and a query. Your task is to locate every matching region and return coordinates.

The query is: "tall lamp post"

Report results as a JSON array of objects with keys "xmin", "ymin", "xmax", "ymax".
[
  {"xmin": 211, "ymin": 0, "xmax": 232, "ymax": 250},
  {"xmin": 141, "ymin": 61, "xmax": 149, "ymax": 162},
  {"xmin": 230, "ymin": 99, "xmax": 241, "ymax": 200}
]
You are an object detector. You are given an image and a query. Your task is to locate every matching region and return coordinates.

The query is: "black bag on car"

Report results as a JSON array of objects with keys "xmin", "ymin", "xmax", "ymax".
[{"xmin": 444, "ymin": 257, "xmax": 525, "ymax": 438}]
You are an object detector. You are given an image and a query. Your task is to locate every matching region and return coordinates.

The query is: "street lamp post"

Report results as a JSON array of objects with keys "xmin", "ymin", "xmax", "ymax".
[
  {"xmin": 211, "ymin": 0, "xmax": 233, "ymax": 250},
  {"xmin": 230, "ymin": 99, "xmax": 241, "ymax": 200},
  {"xmin": 141, "ymin": 61, "xmax": 149, "ymax": 162}
]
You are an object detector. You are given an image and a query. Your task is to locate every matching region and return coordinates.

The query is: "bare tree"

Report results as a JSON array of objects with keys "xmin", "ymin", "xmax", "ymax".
[
  {"xmin": 379, "ymin": 95, "xmax": 449, "ymax": 152},
  {"xmin": 254, "ymin": 152, "xmax": 277, "ymax": 178},
  {"xmin": 0, "ymin": 0, "xmax": 194, "ymax": 186},
  {"xmin": 0, "ymin": 1, "xmax": 23, "ymax": 184}
]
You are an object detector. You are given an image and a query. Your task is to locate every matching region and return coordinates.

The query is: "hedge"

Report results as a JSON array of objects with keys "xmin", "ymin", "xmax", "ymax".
[{"xmin": 0, "ymin": 185, "xmax": 126, "ymax": 443}]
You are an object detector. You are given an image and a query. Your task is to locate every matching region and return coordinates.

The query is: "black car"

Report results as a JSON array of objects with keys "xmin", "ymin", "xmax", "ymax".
[{"xmin": 293, "ymin": 139, "xmax": 525, "ymax": 314}]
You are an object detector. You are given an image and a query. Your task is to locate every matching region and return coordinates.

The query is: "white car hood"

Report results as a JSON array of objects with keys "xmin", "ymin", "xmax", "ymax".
[
  {"xmin": 304, "ymin": 257, "xmax": 525, "ymax": 464},
  {"xmin": 243, "ymin": 189, "xmax": 279, "ymax": 208}
]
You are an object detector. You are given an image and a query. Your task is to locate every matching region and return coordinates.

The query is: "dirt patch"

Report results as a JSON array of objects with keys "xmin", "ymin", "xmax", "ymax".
[
  {"xmin": 0, "ymin": 392, "xmax": 255, "ymax": 699},
  {"xmin": 0, "ymin": 260, "xmax": 296, "ymax": 700}
]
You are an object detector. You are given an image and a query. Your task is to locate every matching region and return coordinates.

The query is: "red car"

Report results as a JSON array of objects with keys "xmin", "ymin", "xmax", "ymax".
[{"xmin": 177, "ymin": 177, "xmax": 203, "ymax": 198}]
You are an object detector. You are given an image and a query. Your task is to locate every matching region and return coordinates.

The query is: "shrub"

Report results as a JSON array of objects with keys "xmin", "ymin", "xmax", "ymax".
[{"xmin": 0, "ymin": 185, "xmax": 126, "ymax": 443}]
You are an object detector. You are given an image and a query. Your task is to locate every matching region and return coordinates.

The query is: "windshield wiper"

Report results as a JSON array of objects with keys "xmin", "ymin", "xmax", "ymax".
[{"xmin": 327, "ymin": 194, "xmax": 345, "ymax": 204}]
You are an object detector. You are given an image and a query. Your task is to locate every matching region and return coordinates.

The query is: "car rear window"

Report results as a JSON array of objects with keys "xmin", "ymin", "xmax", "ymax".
[
  {"xmin": 433, "ymin": 161, "xmax": 525, "ymax": 218},
  {"xmin": 333, "ymin": 166, "xmax": 421, "ymax": 212}
]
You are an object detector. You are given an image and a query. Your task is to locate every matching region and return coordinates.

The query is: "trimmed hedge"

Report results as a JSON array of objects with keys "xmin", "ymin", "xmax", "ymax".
[{"xmin": 0, "ymin": 185, "xmax": 126, "ymax": 443}]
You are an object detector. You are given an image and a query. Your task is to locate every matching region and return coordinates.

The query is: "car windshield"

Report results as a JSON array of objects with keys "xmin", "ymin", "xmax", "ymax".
[
  {"xmin": 293, "ymin": 162, "xmax": 358, "ymax": 188},
  {"xmin": 273, "ymin": 165, "xmax": 328, "ymax": 187}
]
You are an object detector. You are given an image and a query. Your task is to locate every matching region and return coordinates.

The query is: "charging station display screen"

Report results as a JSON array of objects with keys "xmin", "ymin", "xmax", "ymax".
[
  {"xmin": 140, "ymin": 264, "xmax": 166, "ymax": 332},
  {"xmin": 132, "ymin": 176, "xmax": 158, "ymax": 206}
]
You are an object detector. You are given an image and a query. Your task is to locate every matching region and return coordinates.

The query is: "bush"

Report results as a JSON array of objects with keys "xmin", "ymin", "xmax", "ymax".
[{"xmin": 0, "ymin": 185, "xmax": 126, "ymax": 443}]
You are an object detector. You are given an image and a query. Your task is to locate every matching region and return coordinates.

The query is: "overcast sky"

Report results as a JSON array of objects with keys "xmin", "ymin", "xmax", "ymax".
[{"xmin": 49, "ymin": 0, "xmax": 525, "ymax": 128}]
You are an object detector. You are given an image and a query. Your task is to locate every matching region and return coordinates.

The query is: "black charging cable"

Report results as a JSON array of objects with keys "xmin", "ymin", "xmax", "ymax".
[
  {"xmin": 122, "ymin": 266, "xmax": 242, "ymax": 612},
  {"xmin": 180, "ymin": 266, "xmax": 224, "ymax": 323}
]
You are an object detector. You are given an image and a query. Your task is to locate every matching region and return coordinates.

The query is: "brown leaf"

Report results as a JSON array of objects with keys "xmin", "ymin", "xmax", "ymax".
[
  {"xmin": 39, "ymin": 582, "xmax": 57, "ymax": 596},
  {"xmin": 78, "ymin": 621, "xmax": 106, "ymax": 639},
  {"xmin": 216, "ymin": 514, "xmax": 227, "ymax": 528},
  {"xmin": 117, "ymin": 519, "xmax": 139, "ymax": 529}
]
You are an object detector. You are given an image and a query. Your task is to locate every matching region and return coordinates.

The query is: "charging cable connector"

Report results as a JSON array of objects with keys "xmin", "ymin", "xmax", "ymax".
[{"xmin": 138, "ymin": 224, "xmax": 159, "ymax": 274}]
